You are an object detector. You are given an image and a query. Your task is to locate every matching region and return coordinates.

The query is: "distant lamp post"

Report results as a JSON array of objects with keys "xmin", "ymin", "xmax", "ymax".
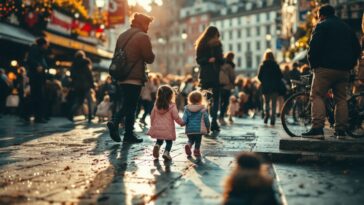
[
  {"xmin": 74, "ymin": 13, "xmax": 80, "ymax": 19},
  {"xmin": 181, "ymin": 32, "xmax": 188, "ymax": 40},
  {"xmin": 265, "ymin": 34, "xmax": 272, "ymax": 41},
  {"xmin": 10, "ymin": 60, "xmax": 18, "ymax": 67},
  {"xmin": 96, "ymin": 0, "xmax": 105, "ymax": 8}
]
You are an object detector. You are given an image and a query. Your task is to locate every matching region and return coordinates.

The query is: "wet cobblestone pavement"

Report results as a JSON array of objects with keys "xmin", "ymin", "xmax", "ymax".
[{"xmin": 0, "ymin": 116, "xmax": 364, "ymax": 204}]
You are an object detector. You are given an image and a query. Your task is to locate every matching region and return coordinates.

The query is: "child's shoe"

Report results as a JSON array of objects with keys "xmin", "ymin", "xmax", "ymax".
[
  {"xmin": 162, "ymin": 151, "xmax": 172, "ymax": 161},
  {"xmin": 193, "ymin": 149, "xmax": 201, "ymax": 157},
  {"xmin": 184, "ymin": 144, "xmax": 192, "ymax": 157},
  {"xmin": 153, "ymin": 145, "xmax": 160, "ymax": 159}
]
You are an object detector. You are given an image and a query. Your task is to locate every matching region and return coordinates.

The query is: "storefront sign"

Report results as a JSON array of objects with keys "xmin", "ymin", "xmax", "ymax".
[{"xmin": 107, "ymin": 0, "xmax": 126, "ymax": 26}]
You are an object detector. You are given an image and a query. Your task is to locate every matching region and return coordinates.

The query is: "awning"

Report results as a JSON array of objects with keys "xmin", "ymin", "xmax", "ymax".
[
  {"xmin": 44, "ymin": 31, "xmax": 113, "ymax": 59},
  {"xmin": 0, "ymin": 23, "xmax": 35, "ymax": 45}
]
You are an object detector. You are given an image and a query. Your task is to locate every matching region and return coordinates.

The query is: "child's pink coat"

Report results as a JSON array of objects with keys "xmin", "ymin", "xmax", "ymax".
[{"xmin": 147, "ymin": 104, "xmax": 184, "ymax": 140}]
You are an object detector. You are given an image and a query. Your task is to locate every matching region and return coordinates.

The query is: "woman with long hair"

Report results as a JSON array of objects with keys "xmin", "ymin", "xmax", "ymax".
[
  {"xmin": 257, "ymin": 50, "xmax": 283, "ymax": 126},
  {"xmin": 195, "ymin": 26, "xmax": 224, "ymax": 132}
]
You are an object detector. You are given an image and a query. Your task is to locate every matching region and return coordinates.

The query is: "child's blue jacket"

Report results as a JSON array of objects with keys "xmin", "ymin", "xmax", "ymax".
[{"xmin": 182, "ymin": 105, "xmax": 210, "ymax": 135}]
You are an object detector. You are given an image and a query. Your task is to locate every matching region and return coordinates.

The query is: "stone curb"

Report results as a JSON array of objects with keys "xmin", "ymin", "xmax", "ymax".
[
  {"xmin": 256, "ymin": 151, "xmax": 364, "ymax": 164},
  {"xmin": 279, "ymin": 138, "xmax": 364, "ymax": 153}
]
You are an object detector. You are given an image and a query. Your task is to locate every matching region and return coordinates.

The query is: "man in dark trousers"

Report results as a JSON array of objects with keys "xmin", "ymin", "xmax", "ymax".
[
  {"xmin": 26, "ymin": 37, "xmax": 49, "ymax": 123},
  {"xmin": 107, "ymin": 13, "xmax": 155, "ymax": 143},
  {"xmin": 302, "ymin": 4, "xmax": 361, "ymax": 139}
]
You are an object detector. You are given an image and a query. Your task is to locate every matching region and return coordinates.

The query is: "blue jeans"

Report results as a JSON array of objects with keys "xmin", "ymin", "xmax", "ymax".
[{"xmin": 187, "ymin": 134, "xmax": 202, "ymax": 150}]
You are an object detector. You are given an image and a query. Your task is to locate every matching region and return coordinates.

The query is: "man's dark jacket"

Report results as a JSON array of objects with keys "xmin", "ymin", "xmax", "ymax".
[
  {"xmin": 308, "ymin": 16, "xmax": 361, "ymax": 70},
  {"xmin": 27, "ymin": 44, "xmax": 48, "ymax": 82},
  {"xmin": 70, "ymin": 57, "xmax": 94, "ymax": 91}
]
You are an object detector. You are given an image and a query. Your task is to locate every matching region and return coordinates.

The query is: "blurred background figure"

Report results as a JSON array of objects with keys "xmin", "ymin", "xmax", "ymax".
[
  {"xmin": 67, "ymin": 50, "xmax": 94, "ymax": 122},
  {"xmin": 258, "ymin": 50, "xmax": 283, "ymax": 126}
]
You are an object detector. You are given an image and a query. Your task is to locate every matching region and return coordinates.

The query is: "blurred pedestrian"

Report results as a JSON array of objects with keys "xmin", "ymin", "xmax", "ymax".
[
  {"xmin": 107, "ymin": 12, "xmax": 155, "ymax": 143},
  {"xmin": 303, "ymin": 4, "xmax": 361, "ymax": 138},
  {"xmin": 0, "ymin": 69, "xmax": 10, "ymax": 117},
  {"xmin": 26, "ymin": 37, "xmax": 49, "ymax": 123},
  {"xmin": 147, "ymin": 85, "xmax": 184, "ymax": 161},
  {"xmin": 182, "ymin": 90, "xmax": 210, "ymax": 159},
  {"xmin": 139, "ymin": 76, "xmax": 156, "ymax": 125},
  {"xmin": 219, "ymin": 52, "xmax": 236, "ymax": 125},
  {"xmin": 96, "ymin": 95, "xmax": 112, "ymax": 122},
  {"xmin": 195, "ymin": 26, "xmax": 224, "ymax": 132},
  {"xmin": 68, "ymin": 50, "xmax": 94, "ymax": 122},
  {"xmin": 258, "ymin": 50, "xmax": 283, "ymax": 126},
  {"xmin": 227, "ymin": 95, "xmax": 239, "ymax": 123},
  {"xmin": 222, "ymin": 152, "xmax": 277, "ymax": 205}
]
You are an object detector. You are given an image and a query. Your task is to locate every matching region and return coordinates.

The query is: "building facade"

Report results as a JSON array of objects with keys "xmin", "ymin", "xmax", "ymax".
[{"xmin": 211, "ymin": 0, "xmax": 282, "ymax": 75}]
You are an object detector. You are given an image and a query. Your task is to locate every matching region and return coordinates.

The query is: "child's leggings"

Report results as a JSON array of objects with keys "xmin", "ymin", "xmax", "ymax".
[
  {"xmin": 187, "ymin": 134, "xmax": 202, "ymax": 149},
  {"xmin": 156, "ymin": 139, "xmax": 172, "ymax": 152}
]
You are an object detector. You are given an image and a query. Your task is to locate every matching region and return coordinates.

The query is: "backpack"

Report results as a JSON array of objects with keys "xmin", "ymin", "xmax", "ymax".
[
  {"xmin": 219, "ymin": 64, "xmax": 230, "ymax": 85},
  {"xmin": 109, "ymin": 31, "xmax": 139, "ymax": 81}
]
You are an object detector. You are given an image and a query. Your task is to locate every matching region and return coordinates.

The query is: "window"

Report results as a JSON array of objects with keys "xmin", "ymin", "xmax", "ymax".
[
  {"xmin": 238, "ymin": 57, "xmax": 242, "ymax": 67},
  {"xmin": 256, "ymin": 41, "xmax": 260, "ymax": 50},
  {"xmin": 266, "ymin": 25, "xmax": 271, "ymax": 34},
  {"xmin": 266, "ymin": 40, "xmax": 271, "ymax": 48},
  {"xmin": 229, "ymin": 19, "xmax": 232, "ymax": 26},
  {"xmin": 229, "ymin": 31, "xmax": 233, "ymax": 39},
  {"xmin": 238, "ymin": 18, "xmax": 241, "ymax": 25},
  {"xmin": 256, "ymin": 27, "xmax": 260, "ymax": 36},
  {"xmin": 266, "ymin": 12, "xmax": 270, "ymax": 21},
  {"xmin": 247, "ymin": 42, "xmax": 251, "ymax": 51},
  {"xmin": 256, "ymin": 55, "xmax": 261, "ymax": 66},
  {"xmin": 256, "ymin": 14, "xmax": 260, "ymax": 22},
  {"xmin": 246, "ymin": 55, "xmax": 252, "ymax": 68},
  {"xmin": 247, "ymin": 27, "xmax": 251, "ymax": 37},
  {"xmin": 237, "ymin": 43, "xmax": 241, "ymax": 52},
  {"xmin": 229, "ymin": 44, "xmax": 233, "ymax": 51},
  {"xmin": 237, "ymin": 30, "xmax": 241, "ymax": 38}
]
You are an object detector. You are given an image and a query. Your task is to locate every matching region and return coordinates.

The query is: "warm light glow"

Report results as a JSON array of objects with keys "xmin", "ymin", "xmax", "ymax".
[
  {"xmin": 181, "ymin": 33, "xmax": 188, "ymax": 40},
  {"xmin": 49, "ymin": 68, "xmax": 57, "ymax": 75},
  {"xmin": 128, "ymin": 0, "xmax": 163, "ymax": 12},
  {"xmin": 10, "ymin": 60, "xmax": 18, "ymax": 67}
]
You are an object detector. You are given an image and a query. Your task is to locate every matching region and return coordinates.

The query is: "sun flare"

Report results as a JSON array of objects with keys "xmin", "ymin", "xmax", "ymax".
[{"xmin": 128, "ymin": 0, "xmax": 163, "ymax": 12}]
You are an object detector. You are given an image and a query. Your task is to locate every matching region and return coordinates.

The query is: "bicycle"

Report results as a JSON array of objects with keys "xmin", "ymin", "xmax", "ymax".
[{"xmin": 281, "ymin": 73, "xmax": 364, "ymax": 138}]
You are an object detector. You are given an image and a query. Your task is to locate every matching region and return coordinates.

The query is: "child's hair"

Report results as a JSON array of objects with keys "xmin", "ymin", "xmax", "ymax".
[
  {"xmin": 229, "ymin": 95, "xmax": 237, "ymax": 103},
  {"xmin": 103, "ymin": 95, "xmax": 110, "ymax": 102},
  {"xmin": 188, "ymin": 90, "xmax": 206, "ymax": 105},
  {"xmin": 156, "ymin": 85, "xmax": 175, "ymax": 110}
]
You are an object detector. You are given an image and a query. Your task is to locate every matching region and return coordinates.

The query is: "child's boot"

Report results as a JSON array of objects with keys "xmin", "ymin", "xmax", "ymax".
[
  {"xmin": 153, "ymin": 145, "xmax": 160, "ymax": 159},
  {"xmin": 193, "ymin": 149, "xmax": 201, "ymax": 157},
  {"xmin": 184, "ymin": 143, "xmax": 192, "ymax": 157},
  {"xmin": 162, "ymin": 151, "xmax": 172, "ymax": 161}
]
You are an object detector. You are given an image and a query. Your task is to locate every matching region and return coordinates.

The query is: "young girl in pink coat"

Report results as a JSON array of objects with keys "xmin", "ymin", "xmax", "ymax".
[{"xmin": 147, "ymin": 85, "xmax": 184, "ymax": 160}]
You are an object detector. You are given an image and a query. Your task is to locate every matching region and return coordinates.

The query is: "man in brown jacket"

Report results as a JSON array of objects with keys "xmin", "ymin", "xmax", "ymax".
[{"xmin": 107, "ymin": 13, "xmax": 155, "ymax": 143}]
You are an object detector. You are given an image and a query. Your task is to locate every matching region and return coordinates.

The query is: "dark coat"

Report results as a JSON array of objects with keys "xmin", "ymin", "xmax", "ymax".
[
  {"xmin": 258, "ymin": 60, "xmax": 283, "ymax": 95},
  {"xmin": 70, "ymin": 57, "xmax": 94, "ymax": 91},
  {"xmin": 196, "ymin": 42, "xmax": 224, "ymax": 88},
  {"xmin": 308, "ymin": 16, "xmax": 361, "ymax": 70},
  {"xmin": 26, "ymin": 44, "xmax": 48, "ymax": 82}
]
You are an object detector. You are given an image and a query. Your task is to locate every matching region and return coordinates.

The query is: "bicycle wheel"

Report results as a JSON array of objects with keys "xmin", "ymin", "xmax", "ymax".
[
  {"xmin": 281, "ymin": 92, "xmax": 312, "ymax": 137},
  {"xmin": 347, "ymin": 93, "xmax": 364, "ymax": 138}
]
